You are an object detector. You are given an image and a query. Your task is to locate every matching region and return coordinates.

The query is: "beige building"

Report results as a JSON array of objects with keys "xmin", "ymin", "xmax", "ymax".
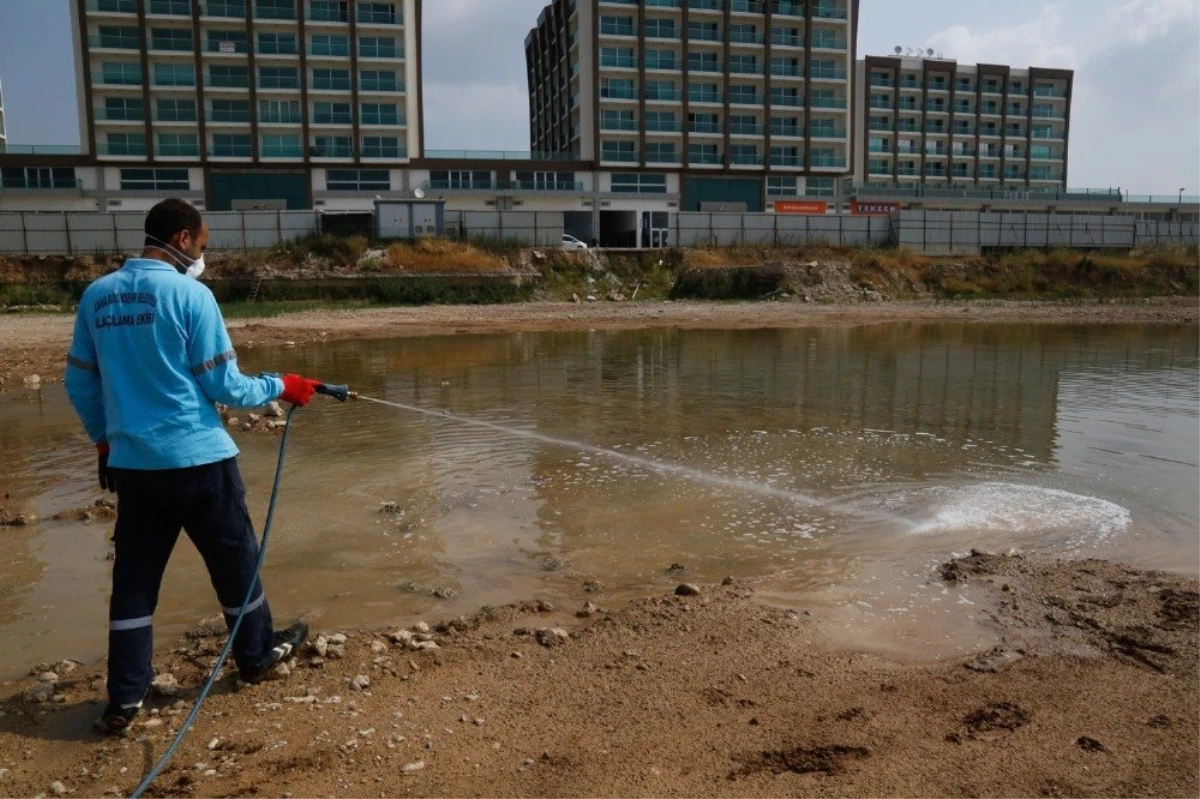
[
  {"xmin": 853, "ymin": 56, "xmax": 1072, "ymax": 190},
  {"xmin": 70, "ymin": 0, "xmax": 422, "ymax": 209}
]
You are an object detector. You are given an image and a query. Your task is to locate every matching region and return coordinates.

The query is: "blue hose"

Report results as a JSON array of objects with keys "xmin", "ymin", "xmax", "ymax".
[{"xmin": 130, "ymin": 403, "xmax": 299, "ymax": 799}]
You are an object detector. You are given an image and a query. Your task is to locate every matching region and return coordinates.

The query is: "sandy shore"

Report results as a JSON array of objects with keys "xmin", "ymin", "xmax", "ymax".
[
  {"xmin": 0, "ymin": 553, "xmax": 1195, "ymax": 798},
  {"xmin": 1, "ymin": 297, "xmax": 1196, "ymax": 386}
]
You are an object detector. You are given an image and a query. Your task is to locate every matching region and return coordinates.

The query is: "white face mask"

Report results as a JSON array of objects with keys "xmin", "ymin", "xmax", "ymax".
[{"xmin": 149, "ymin": 235, "xmax": 206, "ymax": 280}]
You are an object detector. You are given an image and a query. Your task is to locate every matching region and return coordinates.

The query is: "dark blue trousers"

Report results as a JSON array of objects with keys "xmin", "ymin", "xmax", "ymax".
[{"xmin": 108, "ymin": 457, "xmax": 274, "ymax": 706}]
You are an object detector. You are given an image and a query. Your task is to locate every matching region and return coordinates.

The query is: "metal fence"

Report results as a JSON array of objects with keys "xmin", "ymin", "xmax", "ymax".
[
  {"xmin": 674, "ymin": 212, "xmax": 893, "ymax": 248},
  {"xmin": 0, "ymin": 210, "xmax": 321, "ymax": 256},
  {"xmin": 894, "ymin": 211, "xmax": 1200, "ymax": 255},
  {"xmin": 444, "ymin": 210, "xmax": 564, "ymax": 247}
]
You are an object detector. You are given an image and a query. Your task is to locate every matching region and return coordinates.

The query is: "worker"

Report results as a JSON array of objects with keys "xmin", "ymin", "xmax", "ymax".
[{"xmin": 65, "ymin": 199, "xmax": 316, "ymax": 736}]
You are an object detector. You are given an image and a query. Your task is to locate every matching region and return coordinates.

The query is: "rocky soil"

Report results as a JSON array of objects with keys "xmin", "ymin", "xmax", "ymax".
[{"xmin": 0, "ymin": 552, "xmax": 1195, "ymax": 798}]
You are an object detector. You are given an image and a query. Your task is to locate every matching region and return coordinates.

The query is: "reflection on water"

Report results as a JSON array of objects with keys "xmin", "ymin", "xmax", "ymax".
[{"xmin": 1, "ymin": 323, "xmax": 1196, "ymax": 674}]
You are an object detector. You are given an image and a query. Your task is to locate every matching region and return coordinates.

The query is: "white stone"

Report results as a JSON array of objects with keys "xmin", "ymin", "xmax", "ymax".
[{"xmin": 401, "ymin": 761, "xmax": 425, "ymax": 774}]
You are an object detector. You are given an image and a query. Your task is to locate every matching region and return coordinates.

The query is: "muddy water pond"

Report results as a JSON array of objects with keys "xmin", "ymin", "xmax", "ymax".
[{"xmin": 2, "ymin": 322, "xmax": 1197, "ymax": 676}]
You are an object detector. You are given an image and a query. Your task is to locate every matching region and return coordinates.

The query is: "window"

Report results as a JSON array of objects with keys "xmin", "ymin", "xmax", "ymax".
[
  {"xmin": 645, "ymin": 142, "xmax": 678, "ymax": 163},
  {"xmin": 203, "ymin": 0, "xmax": 245, "ymax": 17},
  {"xmin": 155, "ymin": 98, "xmax": 197, "ymax": 122},
  {"xmin": 769, "ymin": 86, "xmax": 801, "ymax": 107},
  {"xmin": 361, "ymin": 102, "xmax": 400, "ymax": 125},
  {"xmin": 103, "ymin": 96, "xmax": 144, "ymax": 121},
  {"xmin": 310, "ymin": 34, "xmax": 349, "ymax": 56},
  {"xmin": 257, "ymin": 32, "xmax": 298, "ymax": 55},
  {"xmin": 258, "ymin": 66, "xmax": 300, "ymax": 89},
  {"xmin": 611, "ymin": 173, "xmax": 667, "ymax": 194},
  {"xmin": 766, "ymin": 176, "xmax": 798, "ymax": 197},
  {"xmin": 805, "ymin": 177, "xmax": 835, "ymax": 197},
  {"xmin": 601, "ymin": 141, "xmax": 637, "ymax": 163},
  {"xmin": 206, "ymin": 30, "xmax": 247, "ymax": 52},
  {"xmin": 810, "ymin": 30, "xmax": 844, "ymax": 49},
  {"xmin": 688, "ymin": 143, "xmax": 719, "ymax": 165},
  {"xmin": 313, "ymin": 135, "xmax": 352, "ymax": 157},
  {"xmin": 309, "ymin": 0, "xmax": 348, "ymax": 22},
  {"xmin": 95, "ymin": 0, "xmax": 137, "ymax": 11},
  {"xmin": 261, "ymin": 134, "xmax": 302, "ymax": 157},
  {"xmin": 150, "ymin": 28, "xmax": 193, "ymax": 51},
  {"xmin": 429, "ymin": 170, "xmax": 492, "ymax": 189},
  {"xmin": 687, "ymin": 21, "xmax": 719, "ymax": 41},
  {"xmin": 730, "ymin": 23, "xmax": 760, "ymax": 43},
  {"xmin": 644, "ymin": 18, "xmax": 676, "ymax": 38},
  {"xmin": 771, "ymin": 116, "xmax": 800, "ymax": 136},
  {"xmin": 360, "ymin": 70, "xmax": 400, "ymax": 92},
  {"xmin": 357, "ymin": 2, "xmax": 397, "ymax": 24},
  {"xmin": 209, "ymin": 133, "xmax": 252, "ymax": 156},
  {"xmin": 361, "ymin": 136, "xmax": 401, "ymax": 158},
  {"xmin": 209, "ymin": 64, "xmax": 249, "ymax": 87},
  {"xmin": 643, "ymin": 79, "xmax": 677, "ymax": 101},
  {"xmin": 729, "ymin": 144, "xmax": 760, "ymax": 165},
  {"xmin": 644, "ymin": 111, "xmax": 677, "ymax": 132},
  {"xmin": 600, "ymin": 77, "xmax": 635, "ymax": 100},
  {"xmin": 0, "ymin": 167, "xmax": 78, "ymax": 189},
  {"xmin": 644, "ymin": 49, "xmax": 676, "ymax": 70},
  {"xmin": 97, "ymin": 25, "xmax": 139, "ymax": 49},
  {"xmin": 149, "ymin": 0, "xmax": 190, "ymax": 13},
  {"xmin": 728, "ymin": 85, "xmax": 760, "ymax": 105},
  {"xmin": 771, "ymin": 56, "xmax": 801, "ymax": 77},
  {"xmin": 259, "ymin": 99, "xmax": 300, "ymax": 123},
  {"xmin": 254, "ymin": 0, "xmax": 296, "ymax": 20},
  {"xmin": 513, "ymin": 171, "xmax": 576, "ymax": 191},
  {"xmin": 600, "ymin": 16, "xmax": 634, "ymax": 36},
  {"xmin": 326, "ymin": 169, "xmax": 390, "ymax": 191},
  {"xmin": 359, "ymin": 36, "xmax": 399, "ymax": 58},
  {"xmin": 689, "ymin": 83, "xmax": 721, "ymax": 103},
  {"xmin": 157, "ymin": 133, "xmax": 198, "ymax": 157},
  {"xmin": 730, "ymin": 54, "xmax": 759, "ymax": 74},
  {"xmin": 311, "ymin": 68, "xmax": 351, "ymax": 91},
  {"xmin": 101, "ymin": 62, "xmax": 142, "ymax": 85},
  {"xmin": 600, "ymin": 108, "xmax": 635, "ymax": 131},
  {"xmin": 729, "ymin": 114, "xmax": 759, "ymax": 135},
  {"xmin": 105, "ymin": 132, "xmax": 146, "ymax": 155},
  {"xmin": 687, "ymin": 52, "xmax": 719, "ymax": 73},
  {"xmin": 689, "ymin": 112, "xmax": 720, "ymax": 133},
  {"xmin": 771, "ymin": 25, "xmax": 801, "ymax": 46},
  {"xmin": 314, "ymin": 101, "xmax": 352, "ymax": 124},
  {"xmin": 600, "ymin": 47, "xmax": 636, "ymax": 69},
  {"xmin": 119, "ymin": 168, "xmax": 188, "ymax": 190},
  {"xmin": 154, "ymin": 63, "xmax": 195, "ymax": 86},
  {"xmin": 208, "ymin": 98, "xmax": 249, "ymax": 122}
]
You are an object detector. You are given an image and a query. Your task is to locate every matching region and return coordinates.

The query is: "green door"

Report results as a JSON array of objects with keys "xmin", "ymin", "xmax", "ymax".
[{"xmin": 208, "ymin": 172, "xmax": 310, "ymax": 211}]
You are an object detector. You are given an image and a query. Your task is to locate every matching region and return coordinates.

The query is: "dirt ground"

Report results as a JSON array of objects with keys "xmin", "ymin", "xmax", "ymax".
[
  {"xmin": 0, "ymin": 553, "xmax": 1195, "ymax": 798},
  {"xmin": 1, "ymin": 297, "xmax": 1197, "ymax": 387}
]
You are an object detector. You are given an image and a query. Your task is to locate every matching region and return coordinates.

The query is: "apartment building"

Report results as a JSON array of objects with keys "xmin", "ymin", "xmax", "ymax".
[
  {"xmin": 526, "ymin": 0, "xmax": 860, "ymax": 211},
  {"xmin": 70, "ymin": 0, "xmax": 422, "ymax": 209},
  {"xmin": 0, "ymin": 78, "xmax": 7, "ymax": 152},
  {"xmin": 853, "ymin": 56, "xmax": 1072, "ymax": 190}
]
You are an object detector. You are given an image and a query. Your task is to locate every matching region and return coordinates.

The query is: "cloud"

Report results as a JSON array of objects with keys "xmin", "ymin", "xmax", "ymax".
[{"xmin": 926, "ymin": 4, "xmax": 1079, "ymax": 68}]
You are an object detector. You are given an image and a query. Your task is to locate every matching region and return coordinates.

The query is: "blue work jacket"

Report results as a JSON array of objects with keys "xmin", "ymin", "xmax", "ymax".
[{"xmin": 64, "ymin": 258, "xmax": 283, "ymax": 470}]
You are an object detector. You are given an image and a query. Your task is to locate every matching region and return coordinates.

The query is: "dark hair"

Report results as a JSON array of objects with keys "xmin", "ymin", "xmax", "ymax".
[{"xmin": 144, "ymin": 199, "xmax": 203, "ymax": 247}]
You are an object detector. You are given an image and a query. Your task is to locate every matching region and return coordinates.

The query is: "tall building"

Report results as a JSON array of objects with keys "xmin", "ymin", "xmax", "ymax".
[
  {"xmin": 0, "ymin": 77, "xmax": 7, "ymax": 153},
  {"xmin": 69, "ymin": 0, "xmax": 422, "ymax": 209},
  {"xmin": 526, "ymin": 0, "xmax": 860, "ymax": 209},
  {"xmin": 853, "ymin": 56, "xmax": 1072, "ymax": 190}
]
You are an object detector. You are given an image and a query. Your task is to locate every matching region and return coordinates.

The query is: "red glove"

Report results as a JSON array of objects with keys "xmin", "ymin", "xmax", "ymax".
[{"xmin": 280, "ymin": 374, "xmax": 320, "ymax": 407}]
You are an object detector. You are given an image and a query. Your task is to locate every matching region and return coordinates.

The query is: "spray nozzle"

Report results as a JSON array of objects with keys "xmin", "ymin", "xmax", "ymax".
[{"xmin": 315, "ymin": 383, "xmax": 357, "ymax": 402}]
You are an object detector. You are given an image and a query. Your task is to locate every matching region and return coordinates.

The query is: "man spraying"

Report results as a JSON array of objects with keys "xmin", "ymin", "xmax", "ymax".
[{"xmin": 65, "ymin": 199, "xmax": 318, "ymax": 735}]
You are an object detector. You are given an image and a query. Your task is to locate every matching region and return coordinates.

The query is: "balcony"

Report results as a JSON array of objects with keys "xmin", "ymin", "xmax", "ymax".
[
  {"xmin": 601, "ymin": 86, "xmax": 637, "ymax": 100},
  {"xmin": 810, "ymin": 96, "xmax": 846, "ymax": 109},
  {"xmin": 147, "ymin": 0, "xmax": 191, "ymax": 15},
  {"xmin": 810, "ymin": 67, "xmax": 847, "ymax": 80},
  {"xmin": 771, "ymin": 125, "xmax": 801, "ymax": 138},
  {"xmin": 687, "ymin": 0, "xmax": 722, "ymax": 10},
  {"xmin": 154, "ymin": 108, "xmax": 199, "ymax": 122},
  {"xmin": 157, "ymin": 141, "xmax": 200, "ymax": 157},
  {"xmin": 1032, "ymin": 108, "xmax": 1064, "ymax": 119},
  {"xmin": 206, "ymin": 109, "xmax": 250, "ymax": 123},
  {"xmin": 771, "ymin": 94, "xmax": 802, "ymax": 107},
  {"xmin": 422, "ymin": 180, "xmax": 585, "ymax": 193},
  {"xmin": 86, "ymin": 0, "xmax": 137, "ymax": 13},
  {"xmin": 1033, "ymin": 87, "xmax": 1067, "ymax": 98},
  {"xmin": 96, "ymin": 142, "xmax": 148, "ymax": 156},
  {"xmin": 644, "ymin": 89, "xmax": 682, "ymax": 102},
  {"xmin": 729, "ymin": 62, "xmax": 763, "ymax": 75},
  {"xmin": 255, "ymin": 4, "xmax": 297, "ymax": 21},
  {"xmin": 309, "ymin": 42, "xmax": 350, "ymax": 57},
  {"xmin": 600, "ymin": 54, "xmax": 636, "ymax": 69},
  {"xmin": 206, "ymin": 75, "xmax": 249, "ymax": 89},
  {"xmin": 645, "ymin": 119, "xmax": 681, "ymax": 132},
  {"xmin": 313, "ymin": 112, "xmax": 352, "ymax": 125},
  {"xmin": 810, "ymin": 36, "xmax": 847, "ymax": 50},
  {"xmin": 730, "ymin": 30, "xmax": 765, "ymax": 44},
  {"xmin": 600, "ymin": 150, "xmax": 638, "ymax": 163},
  {"xmin": 259, "ymin": 112, "xmax": 301, "ymax": 124},
  {"xmin": 0, "ymin": 144, "xmax": 86, "ymax": 155},
  {"xmin": 729, "ymin": 151, "xmax": 763, "ymax": 165},
  {"xmin": 772, "ymin": 154, "xmax": 803, "ymax": 167},
  {"xmin": 311, "ymin": 77, "xmax": 352, "ymax": 91},
  {"xmin": 810, "ymin": 127, "xmax": 846, "ymax": 139},
  {"xmin": 88, "ymin": 34, "xmax": 140, "ymax": 50},
  {"xmin": 261, "ymin": 144, "xmax": 305, "ymax": 158},
  {"xmin": 204, "ymin": 40, "xmax": 248, "ymax": 54},
  {"xmin": 729, "ymin": 93, "xmax": 762, "ymax": 106},
  {"xmin": 689, "ymin": 121, "xmax": 721, "ymax": 134},
  {"xmin": 772, "ymin": 64, "xmax": 803, "ymax": 78},
  {"xmin": 688, "ymin": 151, "xmax": 722, "ymax": 165},
  {"xmin": 646, "ymin": 149, "xmax": 680, "ymax": 164},
  {"xmin": 730, "ymin": 0, "xmax": 765, "ymax": 12},
  {"xmin": 209, "ymin": 142, "xmax": 253, "ymax": 157},
  {"xmin": 645, "ymin": 56, "xmax": 678, "ymax": 70},
  {"xmin": 361, "ymin": 78, "xmax": 402, "ymax": 93},
  {"xmin": 729, "ymin": 122, "xmax": 763, "ymax": 135},
  {"xmin": 259, "ymin": 75, "xmax": 301, "ymax": 90},
  {"xmin": 771, "ymin": 33, "xmax": 802, "ymax": 47},
  {"xmin": 644, "ymin": 28, "xmax": 680, "ymax": 40},
  {"xmin": 688, "ymin": 89, "xmax": 721, "ymax": 103},
  {"xmin": 94, "ymin": 107, "xmax": 145, "ymax": 122},
  {"xmin": 600, "ymin": 21, "xmax": 635, "ymax": 37},
  {"xmin": 600, "ymin": 118, "xmax": 637, "ymax": 131},
  {"xmin": 357, "ymin": 8, "xmax": 398, "ymax": 24},
  {"xmin": 813, "ymin": 5, "xmax": 848, "ymax": 19},
  {"xmin": 361, "ymin": 144, "xmax": 404, "ymax": 159},
  {"xmin": 688, "ymin": 27, "xmax": 721, "ymax": 42},
  {"xmin": 810, "ymin": 155, "xmax": 847, "ymax": 168}
]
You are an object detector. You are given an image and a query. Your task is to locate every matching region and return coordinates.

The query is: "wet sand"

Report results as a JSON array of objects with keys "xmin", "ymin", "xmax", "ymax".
[
  {"xmin": 1, "ymin": 298, "xmax": 1196, "ymax": 385},
  {"xmin": 0, "ymin": 553, "xmax": 1195, "ymax": 798}
]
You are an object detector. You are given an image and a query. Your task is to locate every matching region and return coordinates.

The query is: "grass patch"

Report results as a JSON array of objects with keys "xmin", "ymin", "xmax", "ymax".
[{"xmin": 384, "ymin": 239, "xmax": 510, "ymax": 273}]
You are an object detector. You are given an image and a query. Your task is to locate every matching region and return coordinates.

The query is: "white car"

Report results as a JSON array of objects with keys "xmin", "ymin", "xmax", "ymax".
[{"xmin": 561, "ymin": 234, "xmax": 589, "ymax": 250}]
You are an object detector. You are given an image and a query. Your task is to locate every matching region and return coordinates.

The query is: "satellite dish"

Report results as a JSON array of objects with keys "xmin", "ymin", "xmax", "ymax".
[
  {"xmin": 894, "ymin": 45, "xmax": 902, "ymax": 55},
  {"xmin": 413, "ymin": 187, "xmax": 426, "ymax": 200},
  {"xmin": 926, "ymin": 48, "xmax": 935, "ymax": 57}
]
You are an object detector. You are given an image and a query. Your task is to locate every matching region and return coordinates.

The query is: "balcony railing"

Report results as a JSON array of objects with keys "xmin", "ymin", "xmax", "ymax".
[
  {"xmin": 209, "ymin": 143, "xmax": 254, "ymax": 157},
  {"xmin": 644, "ymin": 89, "xmax": 682, "ymax": 101},
  {"xmin": 771, "ymin": 33, "xmax": 802, "ymax": 47},
  {"xmin": 361, "ymin": 145, "xmax": 405, "ymax": 159},
  {"xmin": 729, "ymin": 122, "xmax": 763, "ymax": 135},
  {"xmin": 729, "ymin": 93, "xmax": 762, "ymax": 106},
  {"xmin": 729, "ymin": 152, "xmax": 763, "ymax": 165},
  {"xmin": 206, "ymin": 110, "xmax": 251, "ymax": 123},
  {"xmin": 600, "ymin": 150, "xmax": 638, "ymax": 162},
  {"xmin": 94, "ymin": 107, "xmax": 145, "ymax": 122},
  {"xmin": 97, "ymin": 142, "xmax": 148, "ymax": 156},
  {"xmin": 600, "ymin": 118, "xmax": 637, "ymax": 131},
  {"xmin": 154, "ymin": 109, "xmax": 199, "ymax": 122},
  {"xmin": 810, "ymin": 96, "xmax": 846, "ymax": 109},
  {"xmin": 645, "ymin": 119, "xmax": 681, "ymax": 132},
  {"xmin": 813, "ymin": 5, "xmax": 848, "ymax": 19},
  {"xmin": 86, "ymin": 0, "xmax": 137, "ymax": 12},
  {"xmin": 601, "ymin": 86, "xmax": 637, "ymax": 100},
  {"xmin": 810, "ymin": 127, "xmax": 846, "ymax": 139},
  {"xmin": 772, "ymin": 125, "xmax": 801, "ymax": 137},
  {"xmin": 201, "ymin": 1, "xmax": 246, "ymax": 18},
  {"xmin": 771, "ymin": 94, "xmax": 802, "ymax": 107},
  {"xmin": 688, "ymin": 151, "xmax": 721, "ymax": 164},
  {"xmin": 88, "ymin": 34, "xmax": 139, "ymax": 49},
  {"xmin": 309, "ymin": 42, "xmax": 350, "ymax": 57},
  {"xmin": 313, "ymin": 113, "xmax": 352, "ymax": 125},
  {"xmin": 311, "ymin": 78, "xmax": 352, "ymax": 91},
  {"xmin": 157, "ymin": 141, "xmax": 200, "ymax": 157},
  {"xmin": 0, "ymin": 144, "xmax": 86, "ymax": 155},
  {"xmin": 689, "ymin": 89, "xmax": 721, "ymax": 103},
  {"xmin": 810, "ymin": 155, "xmax": 847, "ymax": 168},
  {"xmin": 205, "ymin": 40, "xmax": 248, "ymax": 53},
  {"xmin": 357, "ymin": 9, "xmax": 397, "ymax": 24},
  {"xmin": 771, "ymin": 154, "xmax": 803, "ymax": 166},
  {"xmin": 810, "ymin": 67, "xmax": 847, "ymax": 80},
  {"xmin": 646, "ymin": 150, "xmax": 680, "ymax": 164},
  {"xmin": 689, "ymin": 121, "xmax": 721, "ymax": 133},
  {"xmin": 600, "ymin": 54, "xmax": 636, "ymax": 68},
  {"xmin": 261, "ymin": 144, "xmax": 305, "ymax": 158},
  {"xmin": 422, "ymin": 180, "xmax": 585, "ymax": 192}
]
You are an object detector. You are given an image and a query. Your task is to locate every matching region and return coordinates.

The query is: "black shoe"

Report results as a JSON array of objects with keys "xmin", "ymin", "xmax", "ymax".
[
  {"xmin": 239, "ymin": 621, "xmax": 308, "ymax": 684},
  {"xmin": 95, "ymin": 698, "xmax": 143, "ymax": 736}
]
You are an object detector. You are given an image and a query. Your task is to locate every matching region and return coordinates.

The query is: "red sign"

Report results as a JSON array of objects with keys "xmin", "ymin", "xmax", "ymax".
[
  {"xmin": 774, "ymin": 200, "xmax": 828, "ymax": 215},
  {"xmin": 851, "ymin": 200, "xmax": 901, "ymax": 216}
]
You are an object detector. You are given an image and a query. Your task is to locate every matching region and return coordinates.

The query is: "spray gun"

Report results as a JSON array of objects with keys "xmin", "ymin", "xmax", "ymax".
[{"xmin": 314, "ymin": 383, "xmax": 358, "ymax": 402}]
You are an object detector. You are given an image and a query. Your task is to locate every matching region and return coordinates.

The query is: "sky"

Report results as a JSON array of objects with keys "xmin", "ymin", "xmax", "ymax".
[{"xmin": 0, "ymin": 0, "xmax": 1196, "ymax": 194}]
